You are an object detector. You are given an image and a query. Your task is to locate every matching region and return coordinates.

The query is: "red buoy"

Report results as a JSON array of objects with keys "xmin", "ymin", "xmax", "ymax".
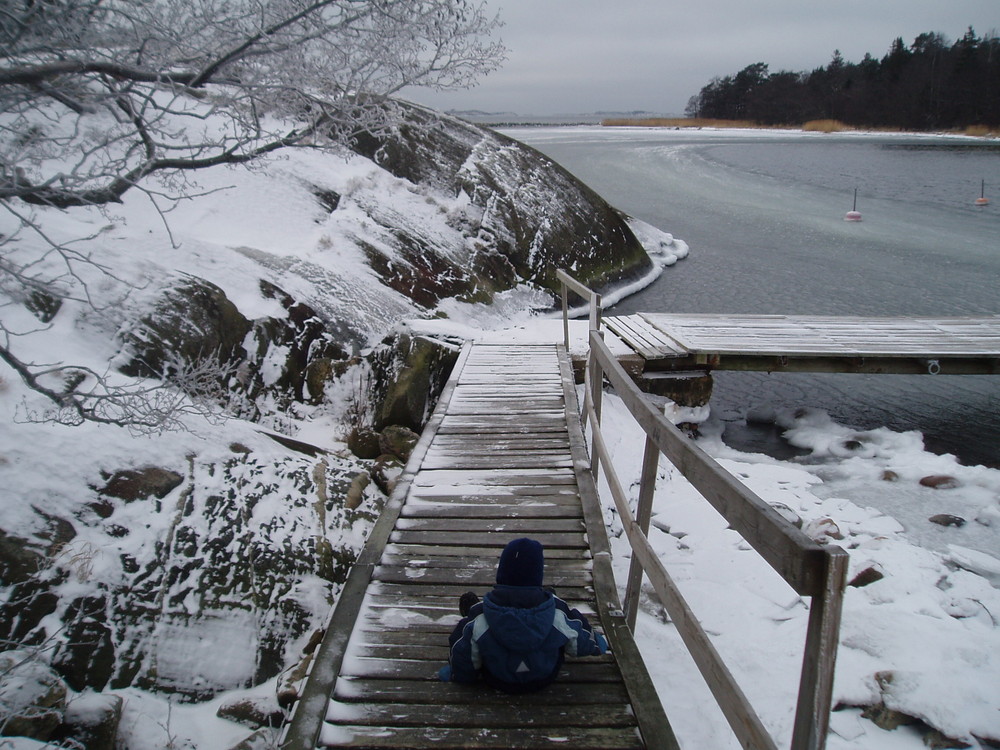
[
  {"xmin": 844, "ymin": 188, "xmax": 862, "ymax": 221},
  {"xmin": 975, "ymin": 180, "xmax": 989, "ymax": 206}
]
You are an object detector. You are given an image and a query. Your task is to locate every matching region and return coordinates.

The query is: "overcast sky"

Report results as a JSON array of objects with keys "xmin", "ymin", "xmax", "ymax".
[{"xmin": 404, "ymin": 0, "xmax": 1000, "ymax": 115}]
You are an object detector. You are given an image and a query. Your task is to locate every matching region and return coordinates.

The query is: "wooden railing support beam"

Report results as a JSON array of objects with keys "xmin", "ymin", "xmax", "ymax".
[
  {"xmin": 624, "ymin": 436, "xmax": 659, "ymax": 631},
  {"xmin": 556, "ymin": 268, "xmax": 602, "ymax": 350},
  {"xmin": 792, "ymin": 547, "xmax": 849, "ymax": 749}
]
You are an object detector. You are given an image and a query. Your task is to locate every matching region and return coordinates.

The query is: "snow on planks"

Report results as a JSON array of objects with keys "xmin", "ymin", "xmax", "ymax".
[
  {"xmin": 642, "ymin": 313, "xmax": 1000, "ymax": 356},
  {"xmin": 605, "ymin": 313, "xmax": 1000, "ymax": 373},
  {"xmin": 311, "ymin": 342, "xmax": 650, "ymax": 749}
]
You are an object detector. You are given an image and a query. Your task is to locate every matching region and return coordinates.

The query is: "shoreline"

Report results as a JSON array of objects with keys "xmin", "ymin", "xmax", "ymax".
[{"xmin": 598, "ymin": 117, "xmax": 999, "ymax": 138}]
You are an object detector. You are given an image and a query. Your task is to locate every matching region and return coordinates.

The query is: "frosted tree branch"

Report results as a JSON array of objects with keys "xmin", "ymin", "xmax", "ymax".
[{"xmin": 0, "ymin": 0, "xmax": 505, "ymax": 208}]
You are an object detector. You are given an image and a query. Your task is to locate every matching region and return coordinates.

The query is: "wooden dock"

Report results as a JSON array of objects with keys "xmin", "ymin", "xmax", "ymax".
[
  {"xmin": 604, "ymin": 313, "xmax": 1000, "ymax": 374},
  {"xmin": 283, "ymin": 342, "xmax": 675, "ymax": 749}
]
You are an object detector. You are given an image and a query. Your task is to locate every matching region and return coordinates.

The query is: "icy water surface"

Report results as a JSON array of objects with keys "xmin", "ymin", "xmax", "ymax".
[{"xmin": 503, "ymin": 127, "xmax": 1000, "ymax": 467}]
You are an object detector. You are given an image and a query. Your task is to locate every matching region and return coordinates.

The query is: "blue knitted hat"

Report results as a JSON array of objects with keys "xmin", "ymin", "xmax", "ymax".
[{"xmin": 496, "ymin": 538, "xmax": 544, "ymax": 587}]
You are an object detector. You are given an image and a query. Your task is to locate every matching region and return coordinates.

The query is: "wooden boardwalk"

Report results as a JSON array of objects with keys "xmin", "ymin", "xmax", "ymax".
[
  {"xmin": 284, "ymin": 342, "xmax": 674, "ymax": 749},
  {"xmin": 605, "ymin": 313, "xmax": 1000, "ymax": 374}
]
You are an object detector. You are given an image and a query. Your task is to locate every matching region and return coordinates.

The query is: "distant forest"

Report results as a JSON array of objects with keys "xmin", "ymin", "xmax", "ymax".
[{"xmin": 687, "ymin": 28, "xmax": 1000, "ymax": 129}]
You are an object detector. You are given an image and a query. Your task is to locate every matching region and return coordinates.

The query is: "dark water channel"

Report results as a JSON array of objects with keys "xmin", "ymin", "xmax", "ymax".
[{"xmin": 504, "ymin": 127, "xmax": 1000, "ymax": 468}]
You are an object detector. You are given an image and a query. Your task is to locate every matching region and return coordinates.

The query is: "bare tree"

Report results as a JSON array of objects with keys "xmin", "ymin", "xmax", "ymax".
[
  {"xmin": 0, "ymin": 0, "xmax": 505, "ymax": 207},
  {"xmin": 0, "ymin": 0, "xmax": 504, "ymax": 429}
]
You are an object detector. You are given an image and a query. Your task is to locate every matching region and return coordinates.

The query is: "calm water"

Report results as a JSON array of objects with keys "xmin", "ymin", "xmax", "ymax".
[{"xmin": 503, "ymin": 127, "xmax": 1000, "ymax": 467}]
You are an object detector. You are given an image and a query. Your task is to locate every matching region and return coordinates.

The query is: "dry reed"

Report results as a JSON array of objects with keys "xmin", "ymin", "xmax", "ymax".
[
  {"xmin": 801, "ymin": 119, "xmax": 850, "ymax": 133},
  {"xmin": 964, "ymin": 124, "xmax": 998, "ymax": 138}
]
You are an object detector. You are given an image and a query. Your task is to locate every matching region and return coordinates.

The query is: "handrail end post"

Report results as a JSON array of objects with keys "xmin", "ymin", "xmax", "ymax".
[{"xmin": 560, "ymin": 277, "xmax": 570, "ymax": 350}]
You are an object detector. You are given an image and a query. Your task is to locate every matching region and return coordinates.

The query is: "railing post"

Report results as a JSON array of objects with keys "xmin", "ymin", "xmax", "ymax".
[
  {"xmin": 791, "ymin": 548, "xmax": 849, "ymax": 750},
  {"xmin": 590, "ymin": 291, "xmax": 603, "ymax": 335},
  {"xmin": 561, "ymin": 278, "xmax": 570, "ymax": 350},
  {"xmin": 624, "ymin": 435, "xmax": 659, "ymax": 631},
  {"xmin": 588, "ymin": 329, "xmax": 604, "ymax": 481}
]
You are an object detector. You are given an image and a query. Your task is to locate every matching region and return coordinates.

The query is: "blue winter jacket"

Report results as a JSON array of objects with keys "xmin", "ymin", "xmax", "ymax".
[{"xmin": 445, "ymin": 585, "xmax": 607, "ymax": 693}]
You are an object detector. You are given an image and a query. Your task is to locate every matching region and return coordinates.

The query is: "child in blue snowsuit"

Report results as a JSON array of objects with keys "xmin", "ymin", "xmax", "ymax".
[{"xmin": 439, "ymin": 537, "xmax": 608, "ymax": 693}]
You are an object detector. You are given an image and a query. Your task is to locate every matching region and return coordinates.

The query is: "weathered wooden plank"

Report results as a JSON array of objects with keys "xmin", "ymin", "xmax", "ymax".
[
  {"xmin": 459, "ymin": 370, "xmax": 562, "ymax": 376},
  {"xmin": 388, "ymin": 529, "xmax": 589, "ymax": 548},
  {"xmin": 408, "ymin": 502, "xmax": 574, "ymax": 517},
  {"xmin": 340, "ymin": 654, "xmax": 618, "ymax": 681},
  {"xmin": 410, "ymin": 479, "xmax": 579, "ymax": 493},
  {"xmin": 407, "ymin": 491, "xmax": 580, "ymax": 504},
  {"xmin": 393, "ymin": 517, "xmax": 585, "ymax": 533},
  {"xmin": 452, "ymin": 381, "xmax": 565, "ymax": 389},
  {"xmin": 319, "ymin": 724, "xmax": 645, "ymax": 749},
  {"xmin": 422, "ymin": 452, "xmax": 574, "ymax": 463},
  {"xmin": 431, "ymin": 430, "xmax": 570, "ymax": 440},
  {"xmin": 410, "ymin": 468, "xmax": 578, "ymax": 487},
  {"xmin": 445, "ymin": 401, "xmax": 567, "ymax": 413},
  {"xmin": 450, "ymin": 390, "xmax": 565, "ymax": 399},
  {"xmin": 334, "ymin": 677, "xmax": 631, "ymax": 705},
  {"xmin": 358, "ymin": 597, "xmax": 597, "ymax": 622},
  {"xmin": 348, "ymin": 628, "xmax": 461, "ymax": 648},
  {"xmin": 428, "ymin": 438, "xmax": 572, "ymax": 451},
  {"xmin": 436, "ymin": 425, "xmax": 569, "ymax": 437},
  {"xmin": 426, "ymin": 438, "xmax": 571, "ymax": 451},
  {"xmin": 400, "ymin": 502, "xmax": 583, "ymax": 519},
  {"xmin": 325, "ymin": 698, "xmax": 636, "ymax": 726},
  {"xmin": 345, "ymin": 643, "xmax": 452, "ymax": 662},
  {"xmin": 374, "ymin": 554, "xmax": 592, "ymax": 572},
  {"xmin": 373, "ymin": 565, "xmax": 592, "ymax": 588},
  {"xmin": 438, "ymin": 415, "xmax": 568, "ymax": 427},
  {"xmin": 420, "ymin": 455, "xmax": 576, "ymax": 470},
  {"xmin": 424, "ymin": 445, "xmax": 572, "ymax": 457},
  {"xmin": 461, "ymin": 363, "xmax": 562, "ymax": 372},
  {"xmin": 383, "ymin": 542, "xmax": 592, "ymax": 560},
  {"xmin": 365, "ymin": 582, "xmax": 596, "ymax": 605}
]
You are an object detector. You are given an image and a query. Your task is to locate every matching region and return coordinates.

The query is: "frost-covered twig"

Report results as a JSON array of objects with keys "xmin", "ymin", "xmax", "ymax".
[{"xmin": 1, "ymin": 346, "xmax": 233, "ymax": 435}]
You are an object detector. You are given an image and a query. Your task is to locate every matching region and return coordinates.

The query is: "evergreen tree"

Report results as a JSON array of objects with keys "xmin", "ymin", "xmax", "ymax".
[{"xmin": 690, "ymin": 30, "xmax": 999, "ymax": 129}]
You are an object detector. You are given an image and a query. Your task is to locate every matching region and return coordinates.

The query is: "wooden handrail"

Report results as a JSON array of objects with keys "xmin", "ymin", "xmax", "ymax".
[
  {"xmin": 556, "ymin": 268, "xmax": 602, "ymax": 348},
  {"xmin": 578, "ymin": 318, "xmax": 847, "ymax": 750}
]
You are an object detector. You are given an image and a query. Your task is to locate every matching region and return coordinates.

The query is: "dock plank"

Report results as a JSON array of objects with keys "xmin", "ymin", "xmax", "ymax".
[{"xmin": 319, "ymin": 724, "xmax": 644, "ymax": 749}]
